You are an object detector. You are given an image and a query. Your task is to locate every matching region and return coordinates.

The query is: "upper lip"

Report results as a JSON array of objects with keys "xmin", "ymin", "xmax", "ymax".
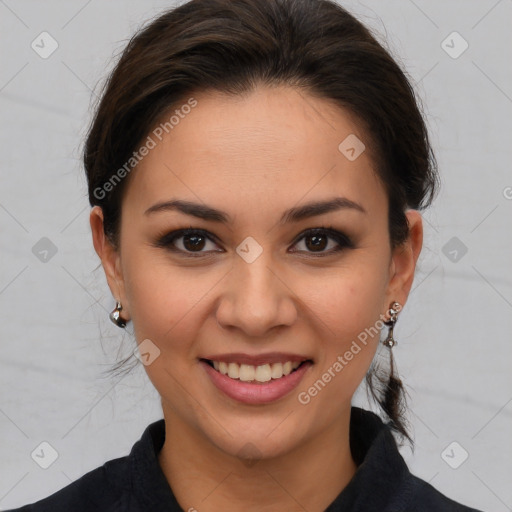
[{"xmin": 201, "ymin": 352, "xmax": 312, "ymax": 366}]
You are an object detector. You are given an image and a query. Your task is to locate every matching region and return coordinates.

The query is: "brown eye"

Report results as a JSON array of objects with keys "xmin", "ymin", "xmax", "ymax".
[
  {"xmin": 154, "ymin": 228, "xmax": 222, "ymax": 255},
  {"xmin": 182, "ymin": 233, "xmax": 207, "ymax": 251},
  {"xmin": 304, "ymin": 233, "xmax": 328, "ymax": 251},
  {"xmin": 154, "ymin": 227, "xmax": 353, "ymax": 257},
  {"xmin": 290, "ymin": 228, "xmax": 353, "ymax": 255}
]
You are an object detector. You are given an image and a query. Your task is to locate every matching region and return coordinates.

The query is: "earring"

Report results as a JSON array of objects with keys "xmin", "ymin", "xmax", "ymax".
[
  {"xmin": 382, "ymin": 301, "xmax": 401, "ymax": 348},
  {"xmin": 109, "ymin": 300, "xmax": 127, "ymax": 328}
]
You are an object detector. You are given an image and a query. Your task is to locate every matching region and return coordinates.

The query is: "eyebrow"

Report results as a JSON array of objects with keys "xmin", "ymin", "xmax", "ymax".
[{"xmin": 144, "ymin": 197, "xmax": 366, "ymax": 223}]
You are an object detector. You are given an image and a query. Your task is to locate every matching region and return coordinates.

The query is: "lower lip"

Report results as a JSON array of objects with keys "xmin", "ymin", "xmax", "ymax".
[{"xmin": 200, "ymin": 360, "xmax": 312, "ymax": 405}]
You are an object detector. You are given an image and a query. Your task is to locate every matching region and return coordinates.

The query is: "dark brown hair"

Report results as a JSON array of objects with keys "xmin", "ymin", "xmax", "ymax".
[{"xmin": 84, "ymin": 0, "xmax": 438, "ymax": 443}]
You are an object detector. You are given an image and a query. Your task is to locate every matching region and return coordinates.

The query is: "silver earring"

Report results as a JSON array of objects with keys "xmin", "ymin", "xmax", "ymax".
[
  {"xmin": 382, "ymin": 301, "xmax": 401, "ymax": 348},
  {"xmin": 109, "ymin": 300, "xmax": 127, "ymax": 328}
]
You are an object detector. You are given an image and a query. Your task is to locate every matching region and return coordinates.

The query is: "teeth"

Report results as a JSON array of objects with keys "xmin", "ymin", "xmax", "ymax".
[
  {"xmin": 210, "ymin": 360, "xmax": 302, "ymax": 382},
  {"xmin": 271, "ymin": 362, "xmax": 284, "ymax": 379},
  {"xmin": 255, "ymin": 364, "xmax": 272, "ymax": 382},
  {"xmin": 227, "ymin": 362, "xmax": 239, "ymax": 379},
  {"xmin": 239, "ymin": 364, "xmax": 254, "ymax": 381}
]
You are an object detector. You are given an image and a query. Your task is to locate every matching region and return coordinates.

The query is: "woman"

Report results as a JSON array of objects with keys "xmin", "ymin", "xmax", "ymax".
[{"xmin": 8, "ymin": 0, "xmax": 484, "ymax": 510}]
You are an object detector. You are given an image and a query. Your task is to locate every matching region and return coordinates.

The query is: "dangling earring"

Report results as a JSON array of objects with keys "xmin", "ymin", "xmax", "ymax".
[
  {"xmin": 382, "ymin": 301, "xmax": 401, "ymax": 348},
  {"xmin": 109, "ymin": 300, "xmax": 127, "ymax": 328}
]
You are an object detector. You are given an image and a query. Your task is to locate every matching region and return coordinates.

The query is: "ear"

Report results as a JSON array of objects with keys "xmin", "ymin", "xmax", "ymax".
[
  {"xmin": 385, "ymin": 210, "xmax": 423, "ymax": 309},
  {"xmin": 90, "ymin": 206, "xmax": 131, "ymax": 322}
]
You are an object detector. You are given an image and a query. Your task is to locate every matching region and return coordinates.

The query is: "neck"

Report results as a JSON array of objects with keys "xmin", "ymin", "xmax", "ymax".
[{"xmin": 158, "ymin": 407, "xmax": 357, "ymax": 512}]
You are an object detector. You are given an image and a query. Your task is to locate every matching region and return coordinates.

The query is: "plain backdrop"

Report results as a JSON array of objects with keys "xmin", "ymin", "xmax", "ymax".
[{"xmin": 1, "ymin": 1, "xmax": 511, "ymax": 510}]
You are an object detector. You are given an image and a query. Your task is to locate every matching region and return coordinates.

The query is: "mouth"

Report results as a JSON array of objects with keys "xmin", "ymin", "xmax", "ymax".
[{"xmin": 201, "ymin": 358, "xmax": 312, "ymax": 384}]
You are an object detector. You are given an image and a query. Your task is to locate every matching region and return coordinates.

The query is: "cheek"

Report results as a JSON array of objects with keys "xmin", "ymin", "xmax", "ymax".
[
  {"xmin": 295, "ymin": 272, "xmax": 387, "ymax": 413},
  {"xmin": 303, "ymin": 257, "xmax": 389, "ymax": 335},
  {"xmin": 296, "ymin": 251, "xmax": 390, "ymax": 394},
  {"xmin": 122, "ymin": 248, "xmax": 229, "ymax": 360}
]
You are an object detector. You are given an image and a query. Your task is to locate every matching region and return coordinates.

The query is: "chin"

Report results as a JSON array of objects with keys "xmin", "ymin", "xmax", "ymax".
[{"xmin": 197, "ymin": 414, "xmax": 310, "ymax": 464}]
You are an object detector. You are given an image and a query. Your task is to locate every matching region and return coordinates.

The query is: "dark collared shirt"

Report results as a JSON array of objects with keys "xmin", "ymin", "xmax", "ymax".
[{"xmin": 7, "ymin": 407, "xmax": 483, "ymax": 511}]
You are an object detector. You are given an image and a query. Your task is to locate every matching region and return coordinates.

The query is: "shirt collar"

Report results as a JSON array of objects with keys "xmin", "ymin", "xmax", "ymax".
[
  {"xmin": 130, "ymin": 418, "xmax": 182, "ymax": 511},
  {"xmin": 130, "ymin": 407, "xmax": 409, "ymax": 511},
  {"xmin": 325, "ymin": 406, "xmax": 411, "ymax": 511}
]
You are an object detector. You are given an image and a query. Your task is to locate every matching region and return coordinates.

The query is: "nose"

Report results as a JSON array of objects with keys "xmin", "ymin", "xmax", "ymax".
[{"xmin": 215, "ymin": 251, "xmax": 297, "ymax": 337}]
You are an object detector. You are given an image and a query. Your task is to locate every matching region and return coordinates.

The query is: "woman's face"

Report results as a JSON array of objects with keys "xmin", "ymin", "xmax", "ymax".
[{"xmin": 91, "ymin": 85, "xmax": 421, "ymax": 460}]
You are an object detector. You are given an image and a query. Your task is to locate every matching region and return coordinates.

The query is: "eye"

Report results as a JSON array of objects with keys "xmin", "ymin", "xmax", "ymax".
[
  {"xmin": 290, "ymin": 227, "xmax": 353, "ymax": 256},
  {"xmin": 154, "ymin": 228, "xmax": 222, "ymax": 256},
  {"xmin": 154, "ymin": 226, "xmax": 353, "ymax": 257}
]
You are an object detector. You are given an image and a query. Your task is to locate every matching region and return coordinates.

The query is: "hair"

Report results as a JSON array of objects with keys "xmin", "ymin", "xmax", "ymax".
[{"xmin": 84, "ymin": 0, "xmax": 438, "ymax": 444}]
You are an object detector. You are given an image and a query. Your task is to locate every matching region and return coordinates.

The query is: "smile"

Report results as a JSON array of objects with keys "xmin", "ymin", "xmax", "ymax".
[
  {"xmin": 200, "ymin": 356, "xmax": 313, "ymax": 404},
  {"xmin": 204, "ymin": 359, "xmax": 306, "ymax": 383}
]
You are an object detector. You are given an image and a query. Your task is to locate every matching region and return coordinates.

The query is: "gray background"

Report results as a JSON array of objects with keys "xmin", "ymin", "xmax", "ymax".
[{"xmin": 1, "ymin": 1, "xmax": 511, "ymax": 510}]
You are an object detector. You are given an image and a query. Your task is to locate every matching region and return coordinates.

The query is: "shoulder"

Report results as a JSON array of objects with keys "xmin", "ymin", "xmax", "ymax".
[
  {"xmin": 4, "ymin": 419, "xmax": 169, "ymax": 512},
  {"xmin": 345, "ymin": 407, "xmax": 484, "ymax": 512},
  {"xmin": 399, "ymin": 473, "xmax": 484, "ymax": 512},
  {"xmin": 5, "ymin": 419, "xmax": 178, "ymax": 512},
  {"xmin": 4, "ymin": 455, "xmax": 136, "ymax": 512}
]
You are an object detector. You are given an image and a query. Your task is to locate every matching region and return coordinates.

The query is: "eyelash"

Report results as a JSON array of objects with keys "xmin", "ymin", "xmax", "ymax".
[{"xmin": 153, "ymin": 226, "xmax": 354, "ymax": 257}]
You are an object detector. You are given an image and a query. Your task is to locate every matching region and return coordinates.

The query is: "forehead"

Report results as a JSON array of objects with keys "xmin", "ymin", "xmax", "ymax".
[{"xmin": 122, "ymin": 85, "xmax": 386, "ymax": 222}]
